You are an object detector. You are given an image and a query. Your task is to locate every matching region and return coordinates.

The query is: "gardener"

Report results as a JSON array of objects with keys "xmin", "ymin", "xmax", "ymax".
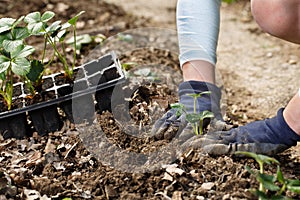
[{"xmin": 152, "ymin": 0, "xmax": 300, "ymax": 155}]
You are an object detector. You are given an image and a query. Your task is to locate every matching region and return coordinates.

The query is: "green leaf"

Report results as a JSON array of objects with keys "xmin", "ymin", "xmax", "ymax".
[
  {"xmin": 66, "ymin": 34, "xmax": 92, "ymax": 50},
  {"xmin": 57, "ymin": 29, "xmax": 69, "ymax": 42},
  {"xmin": 0, "ymin": 55, "xmax": 11, "ymax": 73},
  {"xmin": 68, "ymin": 11, "xmax": 85, "ymax": 25},
  {"xmin": 0, "ymin": 18, "xmax": 16, "ymax": 34},
  {"xmin": 24, "ymin": 12, "xmax": 41, "ymax": 24},
  {"xmin": 287, "ymin": 185, "xmax": 300, "ymax": 194},
  {"xmin": 11, "ymin": 44, "xmax": 35, "ymax": 58},
  {"xmin": 45, "ymin": 20, "xmax": 61, "ymax": 35},
  {"xmin": 257, "ymin": 154, "xmax": 279, "ymax": 165},
  {"xmin": 61, "ymin": 21, "xmax": 72, "ymax": 30},
  {"xmin": 200, "ymin": 110, "xmax": 214, "ymax": 119},
  {"xmin": 276, "ymin": 166, "xmax": 285, "ymax": 184},
  {"xmin": 254, "ymin": 190, "xmax": 269, "ymax": 200},
  {"xmin": 170, "ymin": 103, "xmax": 185, "ymax": 117},
  {"xmin": 0, "ymin": 71, "xmax": 5, "ymax": 80},
  {"xmin": 187, "ymin": 91, "xmax": 211, "ymax": 99},
  {"xmin": 41, "ymin": 11, "xmax": 55, "ymax": 22},
  {"xmin": 287, "ymin": 179, "xmax": 300, "ymax": 186},
  {"xmin": 257, "ymin": 173, "xmax": 279, "ymax": 191},
  {"xmin": 121, "ymin": 62, "xmax": 137, "ymax": 71},
  {"xmin": 11, "ymin": 27, "xmax": 30, "ymax": 40},
  {"xmin": 0, "ymin": 33, "xmax": 10, "ymax": 47},
  {"xmin": 26, "ymin": 60, "xmax": 44, "ymax": 82},
  {"xmin": 27, "ymin": 21, "xmax": 43, "ymax": 35},
  {"xmin": 186, "ymin": 113, "xmax": 201, "ymax": 123},
  {"xmin": 11, "ymin": 57, "xmax": 31, "ymax": 76},
  {"xmin": 235, "ymin": 151, "xmax": 279, "ymax": 165},
  {"xmin": 3, "ymin": 39, "xmax": 23, "ymax": 53}
]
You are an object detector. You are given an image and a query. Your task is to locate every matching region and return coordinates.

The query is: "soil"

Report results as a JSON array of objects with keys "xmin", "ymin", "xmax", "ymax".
[{"xmin": 1, "ymin": 0, "xmax": 300, "ymax": 200}]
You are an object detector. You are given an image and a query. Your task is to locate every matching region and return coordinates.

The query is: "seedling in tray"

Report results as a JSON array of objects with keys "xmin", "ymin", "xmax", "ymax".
[
  {"xmin": 0, "ymin": 16, "xmax": 35, "ymax": 110},
  {"xmin": 171, "ymin": 91, "xmax": 214, "ymax": 135},
  {"xmin": 24, "ymin": 10, "xmax": 85, "ymax": 81}
]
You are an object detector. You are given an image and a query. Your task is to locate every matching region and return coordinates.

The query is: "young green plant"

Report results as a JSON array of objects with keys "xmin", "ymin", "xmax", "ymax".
[
  {"xmin": 24, "ymin": 11, "xmax": 85, "ymax": 80},
  {"xmin": 0, "ymin": 17, "xmax": 35, "ymax": 110},
  {"xmin": 236, "ymin": 151, "xmax": 300, "ymax": 199},
  {"xmin": 171, "ymin": 91, "xmax": 214, "ymax": 135}
]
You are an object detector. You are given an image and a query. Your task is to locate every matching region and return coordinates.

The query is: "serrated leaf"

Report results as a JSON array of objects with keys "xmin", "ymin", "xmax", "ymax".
[
  {"xmin": 3, "ymin": 39, "xmax": 23, "ymax": 53},
  {"xmin": 0, "ymin": 33, "xmax": 11, "ymax": 48},
  {"xmin": 0, "ymin": 18, "xmax": 16, "ymax": 34},
  {"xmin": 26, "ymin": 60, "xmax": 44, "ymax": 82},
  {"xmin": 11, "ymin": 57, "xmax": 30, "ymax": 76},
  {"xmin": 24, "ymin": 12, "xmax": 41, "ymax": 24},
  {"xmin": 27, "ymin": 21, "xmax": 43, "ymax": 35},
  {"xmin": 41, "ymin": 11, "xmax": 55, "ymax": 22},
  {"xmin": 12, "ymin": 27, "xmax": 30, "ymax": 40},
  {"xmin": 0, "ymin": 55, "xmax": 11, "ymax": 73},
  {"xmin": 11, "ymin": 44, "xmax": 35, "ymax": 58},
  {"xmin": 68, "ymin": 11, "xmax": 85, "ymax": 25}
]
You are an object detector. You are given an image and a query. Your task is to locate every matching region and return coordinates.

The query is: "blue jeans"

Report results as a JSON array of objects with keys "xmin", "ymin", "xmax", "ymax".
[{"xmin": 177, "ymin": 0, "xmax": 221, "ymax": 67}]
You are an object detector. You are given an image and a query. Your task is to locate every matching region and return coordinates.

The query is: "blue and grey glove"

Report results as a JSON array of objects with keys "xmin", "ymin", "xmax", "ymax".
[
  {"xmin": 151, "ymin": 80, "xmax": 229, "ymax": 140},
  {"xmin": 183, "ymin": 108, "xmax": 300, "ymax": 155}
]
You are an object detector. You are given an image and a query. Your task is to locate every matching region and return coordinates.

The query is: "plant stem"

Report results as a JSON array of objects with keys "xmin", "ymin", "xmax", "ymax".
[
  {"xmin": 192, "ymin": 124, "xmax": 198, "ymax": 135},
  {"xmin": 259, "ymin": 161, "xmax": 265, "ymax": 193},
  {"xmin": 6, "ymin": 69, "xmax": 13, "ymax": 110},
  {"xmin": 45, "ymin": 32, "xmax": 72, "ymax": 78},
  {"xmin": 42, "ymin": 36, "xmax": 47, "ymax": 63},
  {"xmin": 199, "ymin": 119, "xmax": 203, "ymax": 135},
  {"xmin": 72, "ymin": 24, "xmax": 77, "ymax": 70},
  {"xmin": 278, "ymin": 184, "xmax": 286, "ymax": 196},
  {"xmin": 193, "ymin": 96, "xmax": 197, "ymax": 114}
]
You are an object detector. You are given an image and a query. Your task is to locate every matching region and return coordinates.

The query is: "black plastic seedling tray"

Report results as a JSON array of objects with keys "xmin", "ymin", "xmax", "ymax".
[{"xmin": 0, "ymin": 51, "xmax": 125, "ymax": 138}]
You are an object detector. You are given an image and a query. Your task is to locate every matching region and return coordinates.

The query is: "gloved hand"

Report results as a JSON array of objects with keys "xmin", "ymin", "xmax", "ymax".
[
  {"xmin": 181, "ymin": 108, "xmax": 300, "ymax": 155},
  {"xmin": 151, "ymin": 80, "xmax": 230, "ymax": 140}
]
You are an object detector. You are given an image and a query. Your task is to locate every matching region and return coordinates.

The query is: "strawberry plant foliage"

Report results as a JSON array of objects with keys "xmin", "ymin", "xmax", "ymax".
[{"xmin": 0, "ymin": 10, "xmax": 85, "ymax": 110}]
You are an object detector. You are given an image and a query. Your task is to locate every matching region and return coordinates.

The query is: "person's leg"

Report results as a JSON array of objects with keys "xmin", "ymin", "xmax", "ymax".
[
  {"xmin": 283, "ymin": 89, "xmax": 300, "ymax": 135},
  {"xmin": 251, "ymin": 0, "xmax": 300, "ymax": 44},
  {"xmin": 177, "ymin": 0, "xmax": 221, "ymax": 84},
  {"xmin": 151, "ymin": 0, "xmax": 225, "ymax": 139}
]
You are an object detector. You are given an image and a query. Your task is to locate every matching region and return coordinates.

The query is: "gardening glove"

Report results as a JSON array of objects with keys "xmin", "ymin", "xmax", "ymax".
[
  {"xmin": 151, "ymin": 80, "xmax": 231, "ymax": 140},
  {"xmin": 182, "ymin": 108, "xmax": 300, "ymax": 156}
]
